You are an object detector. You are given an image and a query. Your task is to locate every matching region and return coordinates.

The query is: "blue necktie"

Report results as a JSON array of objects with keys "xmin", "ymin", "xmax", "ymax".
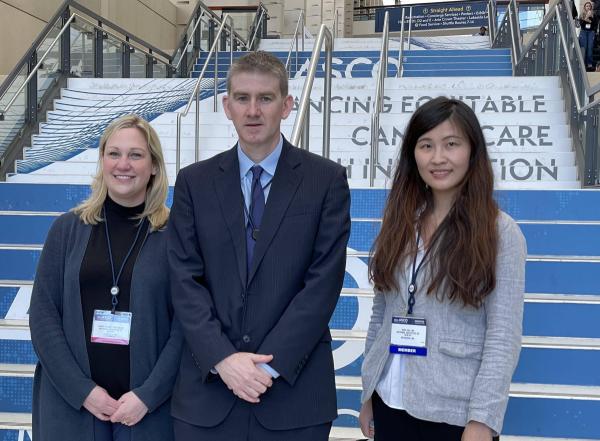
[{"xmin": 246, "ymin": 165, "xmax": 265, "ymax": 270}]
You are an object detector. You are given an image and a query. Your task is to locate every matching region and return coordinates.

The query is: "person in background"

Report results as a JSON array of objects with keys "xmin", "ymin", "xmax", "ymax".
[
  {"xmin": 358, "ymin": 97, "xmax": 526, "ymax": 441},
  {"xmin": 579, "ymin": 1, "xmax": 598, "ymax": 70},
  {"xmin": 478, "ymin": 26, "xmax": 488, "ymax": 36},
  {"xmin": 29, "ymin": 114, "xmax": 182, "ymax": 441}
]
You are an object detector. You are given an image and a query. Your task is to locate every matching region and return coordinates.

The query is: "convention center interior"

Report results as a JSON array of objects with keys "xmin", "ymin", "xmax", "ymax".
[{"xmin": 0, "ymin": 0, "xmax": 599, "ymax": 440}]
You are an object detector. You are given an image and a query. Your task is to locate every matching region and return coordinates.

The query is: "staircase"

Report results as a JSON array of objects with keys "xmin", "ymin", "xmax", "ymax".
[
  {"xmin": 194, "ymin": 48, "xmax": 512, "ymax": 79},
  {"xmin": 0, "ymin": 38, "xmax": 598, "ymax": 440}
]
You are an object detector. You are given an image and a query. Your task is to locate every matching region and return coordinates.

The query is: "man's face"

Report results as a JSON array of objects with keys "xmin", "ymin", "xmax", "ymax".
[{"xmin": 223, "ymin": 71, "xmax": 293, "ymax": 154}]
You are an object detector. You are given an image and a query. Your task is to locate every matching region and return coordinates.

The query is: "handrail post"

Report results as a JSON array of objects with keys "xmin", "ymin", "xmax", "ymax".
[
  {"xmin": 294, "ymin": 31, "xmax": 299, "ymax": 77},
  {"xmin": 230, "ymin": 23, "xmax": 233, "ymax": 66},
  {"xmin": 94, "ymin": 25, "xmax": 104, "ymax": 77},
  {"xmin": 146, "ymin": 53, "xmax": 154, "ymax": 78},
  {"xmin": 194, "ymin": 11, "xmax": 202, "ymax": 52},
  {"xmin": 302, "ymin": 12, "xmax": 305, "ymax": 51},
  {"xmin": 214, "ymin": 27, "xmax": 220, "ymax": 112},
  {"xmin": 302, "ymin": 109, "xmax": 310, "ymax": 150},
  {"xmin": 408, "ymin": 7, "xmax": 413, "ymax": 50},
  {"xmin": 26, "ymin": 51, "xmax": 38, "ymax": 124},
  {"xmin": 196, "ymin": 85, "xmax": 200, "ymax": 162},
  {"xmin": 176, "ymin": 112, "xmax": 182, "ymax": 173},
  {"xmin": 208, "ymin": 19, "xmax": 215, "ymax": 51},
  {"xmin": 60, "ymin": 8, "xmax": 71, "ymax": 73},
  {"xmin": 370, "ymin": 11, "xmax": 389, "ymax": 187},
  {"xmin": 122, "ymin": 38, "xmax": 131, "ymax": 78},
  {"xmin": 323, "ymin": 38, "xmax": 332, "ymax": 158},
  {"xmin": 175, "ymin": 14, "xmax": 234, "ymax": 171},
  {"xmin": 290, "ymin": 24, "xmax": 333, "ymax": 159},
  {"xmin": 487, "ymin": 1, "xmax": 493, "ymax": 44},
  {"xmin": 397, "ymin": 7, "xmax": 406, "ymax": 78}
]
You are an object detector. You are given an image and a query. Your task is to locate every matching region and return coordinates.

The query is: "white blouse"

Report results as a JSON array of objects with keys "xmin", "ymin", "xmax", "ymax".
[{"xmin": 375, "ymin": 238, "xmax": 425, "ymax": 410}]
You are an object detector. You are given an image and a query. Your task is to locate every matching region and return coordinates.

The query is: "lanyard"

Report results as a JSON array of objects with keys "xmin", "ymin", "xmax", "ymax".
[
  {"xmin": 243, "ymin": 177, "xmax": 273, "ymax": 241},
  {"xmin": 407, "ymin": 228, "xmax": 438, "ymax": 315},
  {"xmin": 103, "ymin": 206, "xmax": 146, "ymax": 314}
]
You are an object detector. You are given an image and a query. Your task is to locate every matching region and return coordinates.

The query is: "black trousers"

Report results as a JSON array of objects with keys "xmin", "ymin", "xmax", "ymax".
[
  {"xmin": 372, "ymin": 392, "xmax": 500, "ymax": 441},
  {"xmin": 173, "ymin": 399, "xmax": 331, "ymax": 441}
]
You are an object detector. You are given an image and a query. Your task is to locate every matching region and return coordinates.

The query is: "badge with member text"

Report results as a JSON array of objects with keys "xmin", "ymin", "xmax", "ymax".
[
  {"xmin": 389, "ymin": 316, "xmax": 427, "ymax": 356},
  {"xmin": 91, "ymin": 310, "xmax": 132, "ymax": 345}
]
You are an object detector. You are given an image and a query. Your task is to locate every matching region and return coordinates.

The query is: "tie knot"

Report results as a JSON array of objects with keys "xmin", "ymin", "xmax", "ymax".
[{"xmin": 251, "ymin": 165, "xmax": 263, "ymax": 182}]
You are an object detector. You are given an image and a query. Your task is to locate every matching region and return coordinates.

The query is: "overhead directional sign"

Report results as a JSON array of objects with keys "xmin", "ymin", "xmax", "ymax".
[{"xmin": 376, "ymin": 1, "xmax": 489, "ymax": 32}]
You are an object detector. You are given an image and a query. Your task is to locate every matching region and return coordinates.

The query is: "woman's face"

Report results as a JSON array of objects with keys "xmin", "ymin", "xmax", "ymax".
[
  {"xmin": 102, "ymin": 127, "xmax": 156, "ymax": 207},
  {"xmin": 586, "ymin": 2, "xmax": 592, "ymax": 10},
  {"xmin": 414, "ymin": 119, "xmax": 472, "ymax": 202}
]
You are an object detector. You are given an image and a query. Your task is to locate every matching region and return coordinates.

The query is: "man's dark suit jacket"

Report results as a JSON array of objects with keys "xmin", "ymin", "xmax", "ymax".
[{"xmin": 167, "ymin": 139, "xmax": 351, "ymax": 431}]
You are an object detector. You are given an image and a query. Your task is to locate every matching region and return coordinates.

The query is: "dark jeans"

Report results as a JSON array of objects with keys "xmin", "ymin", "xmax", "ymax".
[
  {"xmin": 579, "ymin": 29, "xmax": 596, "ymax": 67},
  {"xmin": 372, "ymin": 392, "xmax": 500, "ymax": 441},
  {"xmin": 94, "ymin": 418, "xmax": 131, "ymax": 441}
]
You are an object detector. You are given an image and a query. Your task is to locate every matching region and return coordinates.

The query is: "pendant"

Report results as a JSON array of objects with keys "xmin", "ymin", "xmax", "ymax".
[
  {"xmin": 252, "ymin": 228, "xmax": 259, "ymax": 241},
  {"xmin": 110, "ymin": 286, "xmax": 120, "ymax": 296},
  {"xmin": 408, "ymin": 283, "xmax": 416, "ymax": 294}
]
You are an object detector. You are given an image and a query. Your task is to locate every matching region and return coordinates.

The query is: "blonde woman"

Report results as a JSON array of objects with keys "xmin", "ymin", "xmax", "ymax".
[
  {"xmin": 579, "ymin": 1, "xmax": 598, "ymax": 70},
  {"xmin": 30, "ymin": 114, "xmax": 182, "ymax": 441}
]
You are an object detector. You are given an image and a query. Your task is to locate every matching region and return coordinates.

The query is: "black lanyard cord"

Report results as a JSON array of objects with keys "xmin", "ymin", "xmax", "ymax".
[
  {"xmin": 103, "ymin": 206, "xmax": 146, "ymax": 314},
  {"xmin": 407, "ymin": 227, "xmax": 439, "ymax": 315}
]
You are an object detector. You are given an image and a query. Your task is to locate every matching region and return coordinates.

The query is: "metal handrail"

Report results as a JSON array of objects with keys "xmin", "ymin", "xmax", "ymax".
[
  {"xmin": 1, "ymin": 3, "xmax": 180, "ymax": 119},
  {"xmin": 407, "ymin": 7, "xmax": 414, "ymax": 50},
  {"xmin": 285, "ymin": 10, "xmax": 305, "ymax": 77},
  {"xmin": 247, "ymin": 3, "xmax": 268, "ymax": 51},
  {"xmin": 290, "ymin": 24, "xmax": 333, "ymax": 159},
  {"xmin": 501, "ymin": 0, "xmax": 593, "ymax": 111},
  {"xmin": 370, "ymin": 11, "xmax": 389, "ymax": 187},
  {"xmin": 396, "ymin": 7, "xmax": 407, "ymax": 78},
  {"xmin": 334, "ymin": 9, "xmax": 339, "ymax": 39},
  {"xmin": 174, "ymin": 0, "xmax": 247, "ymax": 54},
  {"xmin": 173, "ymin": 10, "xmax": 206, "ymax": 71},
  {"xmin": 0, "ymin": 14, "xmax": 75, "ymax": 119},
  {"xmin": 71, "ymin": 0, "xmax": 172, "ymax": 60},
  {"xmin": 487, "ymin": 0, "xmax": 496, "ymax": 44},
  {"xmin": 492, "ymin": 0, "xmax": 600, "ymax": 184},
  {"xmin": 175, "ymin": 14, "xmax": 234, "ymax": 172},
  {"xmin": 74, "ymin": 13, "xmax": 172, "ymax": 64}
]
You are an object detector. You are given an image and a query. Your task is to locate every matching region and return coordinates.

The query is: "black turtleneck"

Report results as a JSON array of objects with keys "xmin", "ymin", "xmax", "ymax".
[{"xmin": 80, "ymin": 196, "xmax": 148, "ymax": 400}]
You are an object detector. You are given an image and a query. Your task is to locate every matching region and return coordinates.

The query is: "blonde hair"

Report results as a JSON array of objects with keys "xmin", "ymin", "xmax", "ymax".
[
  {"xmin": 581, "ymin": 1, "xmax": 594, "ymax": 19},
  {"xmin": 73, "ymin": 114, "xmax": 169, "ymax": 231}
]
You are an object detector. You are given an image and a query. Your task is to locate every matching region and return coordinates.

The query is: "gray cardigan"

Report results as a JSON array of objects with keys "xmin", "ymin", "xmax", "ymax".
[
  {"xmin": 29, "ymin": 211, "xmax": 183, "ymax": 441},
  {"xmin": 361, "ymin": 211, "xmax": 526, "ymax": 435}
]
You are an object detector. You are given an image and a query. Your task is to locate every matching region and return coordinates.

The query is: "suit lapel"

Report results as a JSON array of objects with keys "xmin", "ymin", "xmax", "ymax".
[
  {"xmin": 248, "ymin": 141, "xmax": 303, "ymax": 284},
  {"xmin": 214, "ymin": 146, "xmax": 248, "ymax": 287}
]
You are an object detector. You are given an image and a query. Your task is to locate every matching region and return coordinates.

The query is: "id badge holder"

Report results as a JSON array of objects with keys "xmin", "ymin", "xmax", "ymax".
[
  {"xmin": 91, "ymin": 310, "xmax": 132, "ymax": 345},
  {"xmin": 389, "ymin": 316, "xmax": 427, "ymax": 356},
  {"xmin": 586, "ymin": 23, "xmax": 592, "ymax": 29}
]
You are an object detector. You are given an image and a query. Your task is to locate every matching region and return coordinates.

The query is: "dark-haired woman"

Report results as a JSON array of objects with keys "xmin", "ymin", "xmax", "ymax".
[{"xmin": 358, "ymin": 97, "xmax": 526, "ymax": 441}]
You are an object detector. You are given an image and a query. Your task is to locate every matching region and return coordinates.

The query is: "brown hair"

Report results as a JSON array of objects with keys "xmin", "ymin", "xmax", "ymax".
[
  {"xmin": 226, "ymin": 50, "xmax": 288, "ymax": 97},
  {"xmin": 369, "ymin": 97, "xmax": 499, "ymax": 308},
  {"xmin": 73, "ymin": 114, "xmax": 169, "ymax": 231}
]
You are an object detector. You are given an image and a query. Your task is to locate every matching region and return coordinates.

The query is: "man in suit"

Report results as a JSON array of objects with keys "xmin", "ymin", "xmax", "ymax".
[{"xmin": 167, "ymin": 51, "xmax": 351, "ymax": 440}]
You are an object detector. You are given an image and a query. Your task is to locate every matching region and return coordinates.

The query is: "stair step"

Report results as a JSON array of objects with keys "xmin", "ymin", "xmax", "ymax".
[{"xmin": 6, "ymin": 216, "xmax": 600, "ymax": 258}]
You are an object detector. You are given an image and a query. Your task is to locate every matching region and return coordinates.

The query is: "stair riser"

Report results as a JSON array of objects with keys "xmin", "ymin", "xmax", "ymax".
[
  {"xmin": 335, "ymin": 389, "xmax": 600, "ymax": 439},
  {"xmin": 2, "ymin": 187, "xmax": 599, "ymax": 220},
  {"xmin": 1, "ymin": 216, "xmax": 597, "ymax": 257},
  {"xmin": 1, "ymin": 250, "xmax": 598, "ymax": 295}
]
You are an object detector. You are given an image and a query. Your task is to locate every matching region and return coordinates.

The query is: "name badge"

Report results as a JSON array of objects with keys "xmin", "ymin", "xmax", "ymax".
[
  {"xmin": 389, "ymin": 316, "xmax": 427, "ymax": 356},
  {"xmin": 91, "ymin": 310, "xmax": 132, "ymax": 345},
  {"xmin": 586, "ymin": 23, "xmax": 592, "ymax": 29}
]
